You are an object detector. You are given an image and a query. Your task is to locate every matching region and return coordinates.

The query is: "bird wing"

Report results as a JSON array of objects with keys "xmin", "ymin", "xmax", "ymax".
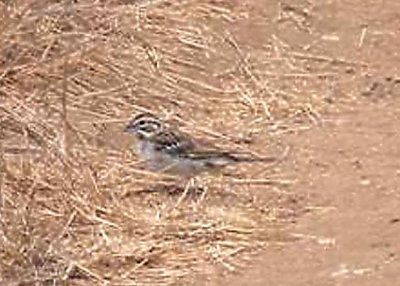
[
  {"xmin": 149, "ymin": 128, "xmax": 233, "ymax": 162},
  {"xmin": 149, "ymin": 126, "xmax": 282, "ymax": 165},
  {"xmin": 150, "ymin": 128, "xmax": 196, "ymax": 155}
]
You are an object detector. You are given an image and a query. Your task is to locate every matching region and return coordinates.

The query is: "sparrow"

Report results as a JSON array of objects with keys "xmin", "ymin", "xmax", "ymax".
[{"xmin": 124, "ymin": 112, "xmax": 278, "ymax": 178}]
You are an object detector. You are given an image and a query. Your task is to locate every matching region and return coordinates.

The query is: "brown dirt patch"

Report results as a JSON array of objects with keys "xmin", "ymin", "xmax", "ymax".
[
  {"xmin": 223, "ymin": 99, "xmax": 400, "ymax": 286},
  {"xmin": 1, "ymin": 0, "xmax": 399, "ymax": 285}
]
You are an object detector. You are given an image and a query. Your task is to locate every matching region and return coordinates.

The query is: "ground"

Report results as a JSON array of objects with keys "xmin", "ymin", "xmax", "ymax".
[
  {"xmin": 223, "ymin": 99, "xmax": 400, "ymax": 286},
  {"xmin": 216, "ymin": 1, "xmax": 400, "ymax": 285},
  {"xmin": 1, "ymin": 0, "xmax": 400, "ymax": 285}
]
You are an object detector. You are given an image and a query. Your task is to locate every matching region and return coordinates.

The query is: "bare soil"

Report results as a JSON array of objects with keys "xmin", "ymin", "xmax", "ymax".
[
  {"xmin": 1, "ymin": 0, "xmax": 400, "ymax": 285},
  {"xmin": 208, "ymin": 0, "xmax": 400, "ymax": 285},
  {"xmin": 223, "ymin": 99, "xmax": 400, "ymax": 286}
]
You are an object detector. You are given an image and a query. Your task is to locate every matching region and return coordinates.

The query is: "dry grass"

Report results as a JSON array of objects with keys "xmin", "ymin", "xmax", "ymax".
[{"xmin": 0, "ymin": 1, "xmax": 330, "ymax": 285}]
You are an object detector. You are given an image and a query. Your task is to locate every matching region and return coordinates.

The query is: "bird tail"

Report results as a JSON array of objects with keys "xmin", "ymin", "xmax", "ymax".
[
  {"xmin": 230, "ymin": 146, "xmax": 290, "ymax": 164},
  {"xmin": 231, "ymin": 155, "xmax": 277, "ymax": 163}
]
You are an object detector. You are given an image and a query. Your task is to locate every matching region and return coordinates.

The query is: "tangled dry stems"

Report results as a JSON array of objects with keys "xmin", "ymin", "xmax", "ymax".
[{"xmin": 0, "ymin": 1, "xmax": 327, "ymax": 285}]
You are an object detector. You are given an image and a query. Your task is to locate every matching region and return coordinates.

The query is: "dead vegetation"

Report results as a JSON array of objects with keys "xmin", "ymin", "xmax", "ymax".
[{"xmin": 0, "ymin": 0, "xmax": 335, "ymax": 285}]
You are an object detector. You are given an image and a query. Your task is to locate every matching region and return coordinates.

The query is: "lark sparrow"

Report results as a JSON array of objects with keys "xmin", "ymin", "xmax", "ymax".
[{"xmin": 124, "ymin": 113, "xmax": 277, "ymax": 177}]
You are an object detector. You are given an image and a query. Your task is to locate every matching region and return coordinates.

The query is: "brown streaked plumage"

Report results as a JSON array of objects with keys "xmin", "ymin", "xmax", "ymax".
[{"xmin": 125, "ymin": 113, "xmax": 277, "ymax": 177}]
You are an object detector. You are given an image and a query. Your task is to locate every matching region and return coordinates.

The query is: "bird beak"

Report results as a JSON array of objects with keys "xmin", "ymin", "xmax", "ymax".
[{"xmin": 124, "ymin": 125, "xmax": 132, "ymax": 133}]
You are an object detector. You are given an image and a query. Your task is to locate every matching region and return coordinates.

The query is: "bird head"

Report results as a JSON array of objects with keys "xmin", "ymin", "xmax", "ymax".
[{"xmin": 124, "ymin": 112, "xmax": 163, "ymax": 139}]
